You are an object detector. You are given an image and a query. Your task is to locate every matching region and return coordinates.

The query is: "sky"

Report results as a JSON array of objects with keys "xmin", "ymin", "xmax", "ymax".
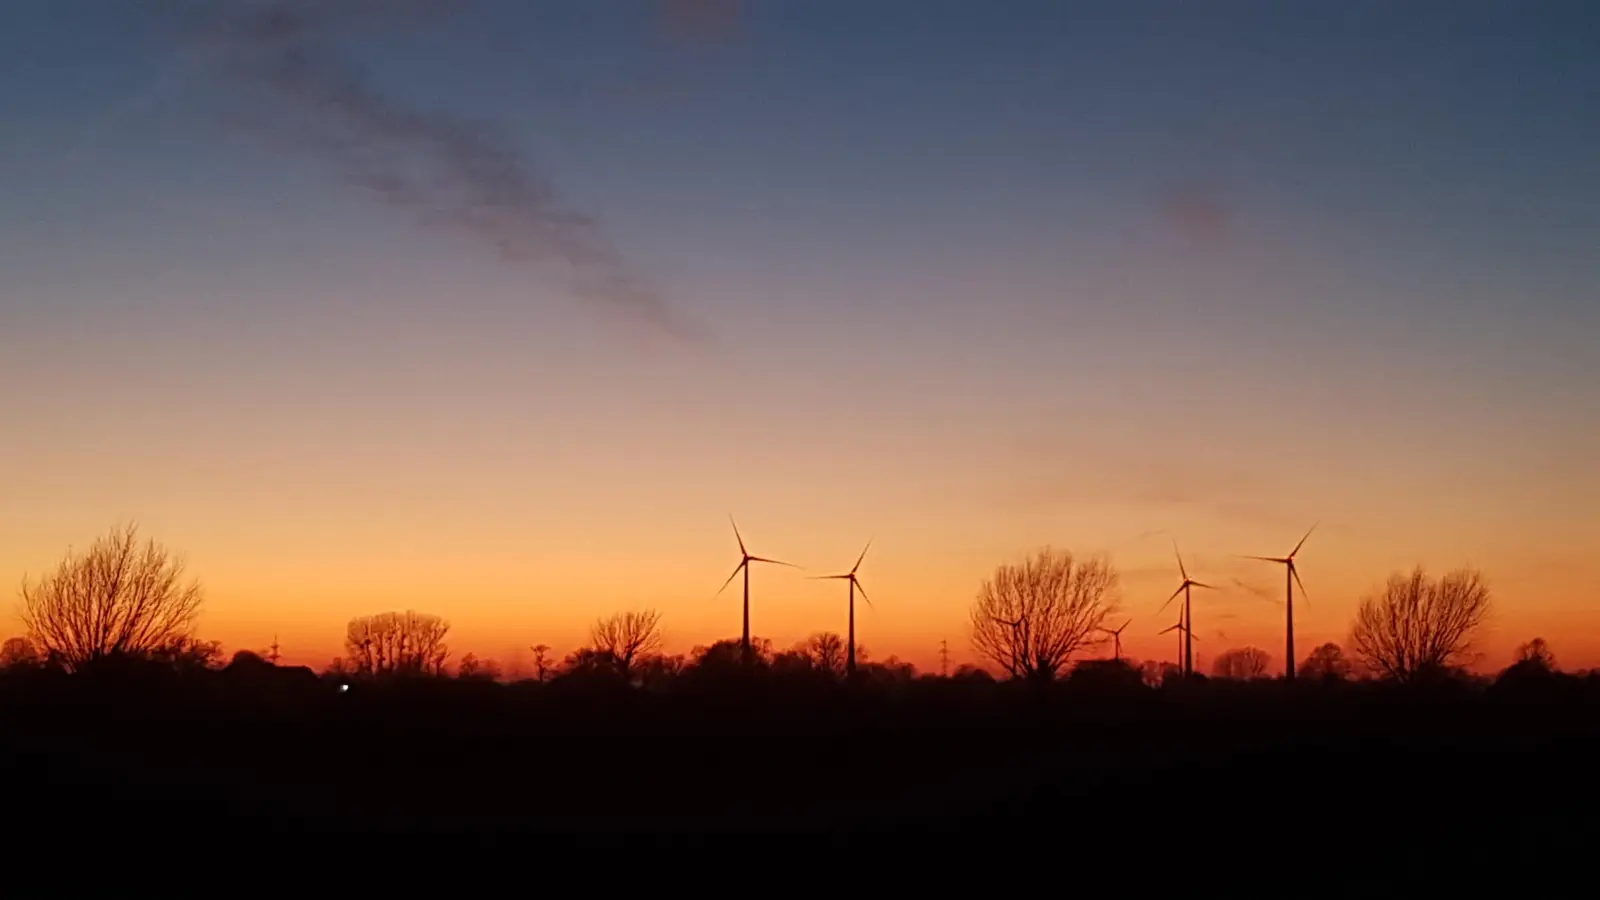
[{"xmin": 1, "ymin": 0, "xmax": 1596, "ymax": 676}]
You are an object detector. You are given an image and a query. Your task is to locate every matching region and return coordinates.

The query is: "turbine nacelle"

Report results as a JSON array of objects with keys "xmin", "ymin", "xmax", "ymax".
[{"xmin": 809, "ymin": 539, "xmax": 874, "ymax": 608}]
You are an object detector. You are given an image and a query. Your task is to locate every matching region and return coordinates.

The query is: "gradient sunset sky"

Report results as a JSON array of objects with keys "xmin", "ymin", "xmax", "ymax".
[{"xmin": 2, "ymin": 0, "xmax": 1596, "ymax": 675}]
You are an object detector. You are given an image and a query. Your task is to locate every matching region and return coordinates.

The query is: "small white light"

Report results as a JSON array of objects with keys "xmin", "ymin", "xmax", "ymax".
[{"xmin": 339, "ymin": 683, "xmax": 350, "ymax": 692}]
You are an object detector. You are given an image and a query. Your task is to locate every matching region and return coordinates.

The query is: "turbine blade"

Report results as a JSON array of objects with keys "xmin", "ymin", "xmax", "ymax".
[
  {"xmin": 1240, "ymin": 555, "xmax": 1289, "ymax": 564},
  {"xmin": 1157, "ymin": 584, "xmax": 1184, "ymax": 615},
  {"xmin": 855, "ymin": 578, "xmax": 873, "ymax": 609},
  {"xmin": 729, "ymin": 515, "xmax": 747, "ymax": 555},
  {"xmin": 809, "ymin": 574, "xmax": 851, "ymax": 580},
  {"xmin": 749, "ymin": 556, "xmax": 798, "ymax": 568},
  {"xmin": 1190, "ymin": 581, "xmax": 1218, "ymax": 590},
  {"xmin": 713, "ymin": 560, "xmax": 745, "ymax": 598},
  {"xmin": 1159, "ymin": 624, "xmax": 1179, "ymax": 634},
  {"xmin": 1172, "ymin": 537, "xmax": 1188, "ymax": 581},
  {"xmin": 1290, "ymin": 522, "xmax": 1318, "ymax": 558},
  {"xmin": 1291, "ymin": 563, "xmax": 1310, "ymax": 607},
  {"xmin": 1119, "ymin": 618, "xmax": 1132, "ymax": 633},
  {"xmin": 851, "ymin": 538, "xmax": 873, "ymax": 575}
]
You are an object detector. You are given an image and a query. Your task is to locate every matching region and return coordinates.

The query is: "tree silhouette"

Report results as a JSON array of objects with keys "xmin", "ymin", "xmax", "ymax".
[
  {"xmin": 0, "ymin": 636, "xmax": 41, "ymax": 670},
  {"xmin": 687, "ymin": 637, "xmax": 774, "ymax": 681},
  {"xmin": 587, "ymin": 609, "xmax": 663, "ymax": 682},
  {"xmin": 149, "ymin": 637, "xmax": 224, "ymax": 671},
  {"xmin": 457, "ymin": 653, "xmax": 503, "ymax": 681},
  {"xmin": 794, "ymin": 631, "xmax": 849, "ymax": 676},
  {"xmin": 1135, "ymin": 659, "xmax": 1183, "ymax": 687},
  {"xmin": 17, "ymin": 524, "xmax": 205, "ymax": 672},
  {"xmin": 1514, "ymin": 637, "xmax": 1557, "ymax": 671},
  {"xmin": 344, "ymin": 611, "xmax": 451, "ymax": 678},
  {"xmin": 969, "ymin": 548, "xmax": 1119, "ymax": 684},
  {"xmin": 1212, "ymin": 646, "xmax": 1271, "ymax": 679},
  {"xmin": 529, "ymin": 644, "xmax": 553, "ymax": 682},
  {"xmin": 1349, "ymin": 567, "xmax": 1491, "ymax": 682},
  {"xmin": 1300, "ymin": 642, "xmax": 1352, "ymax": 681},
  {"xmin": 556, "ymin": 648, "xmax": 630, "ymax": 686},
  {"xmin": 636, "ymin": 653, "xmax": 684, "ymax": 691}
]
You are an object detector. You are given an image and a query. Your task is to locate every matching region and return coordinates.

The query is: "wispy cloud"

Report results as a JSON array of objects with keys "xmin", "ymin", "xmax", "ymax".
[
  {"xmin": 998, "ymin": 436, "xmax": 1307, "ymax": 532},
  {"xmin": 659, "ymin": 0, "xmax": 744, "ymax": 44},
  {"xmin": 1161, "ymin": 179, "xmax": 1232, "ymax": 248},
  {"xmin": 179, "ymin": 1, "xmax": 707, "ymax": 343}
]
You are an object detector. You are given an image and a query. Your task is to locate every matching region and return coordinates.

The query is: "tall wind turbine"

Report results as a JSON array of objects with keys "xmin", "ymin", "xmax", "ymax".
[
  {"xmin": 1099, "ymin": 619, "xmax": 1132, "ymax": 661},
  {"xmin": 1156, "ymin": 540, "xmax": 1215, "ymax": 677},
  {"xmin": 1240, "ymin": 523, "xmax": 1315, "ymax": 681},
  {"xmin": 714, "ymin": 516, "xmax": 798, "ymax": 661},
  {"xmin": 810, "ymin": 539, "xmax": 874, "ymax": 677}
]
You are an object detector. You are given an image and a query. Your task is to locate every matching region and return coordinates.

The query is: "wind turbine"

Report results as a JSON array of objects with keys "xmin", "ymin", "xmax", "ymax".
[
  {"xmin": 1158, "ymin": 612, "xmax": 1197, "ymax": 672},
  {"xmin": 810, "ymin": 539, "xmax": 874, "ymax": 677},
  {"xmin": 1156, "ymin": 540, "xmax": 1215, "ymax": 677},
  {"xmin": 1240, "ymin": 523, "xmax": 1315, "ymax": 681},
  {"xmin": 714, "ymin": 516, "xmax": 798, "ymax": 661},
  {"xmin": 1099, "ymin": 619, "xmax": 1132, "ymax": 661}
]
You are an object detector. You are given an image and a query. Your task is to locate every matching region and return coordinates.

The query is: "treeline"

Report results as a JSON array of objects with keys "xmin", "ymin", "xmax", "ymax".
[{"xmin": 0, "ymin": 522, "xmax": 1573, "ymax": 697}]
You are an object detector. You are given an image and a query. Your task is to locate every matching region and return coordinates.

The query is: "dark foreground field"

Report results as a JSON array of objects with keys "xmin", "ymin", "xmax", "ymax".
[{"xmin": 3, "ymin": 669, "xmax": 1596, "ymax": 876}]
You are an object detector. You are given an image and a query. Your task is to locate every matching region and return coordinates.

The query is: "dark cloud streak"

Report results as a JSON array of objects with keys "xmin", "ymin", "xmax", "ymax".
[{"xmin": 185, "ymin": 1, "xmax": 707, "ymax": 344}]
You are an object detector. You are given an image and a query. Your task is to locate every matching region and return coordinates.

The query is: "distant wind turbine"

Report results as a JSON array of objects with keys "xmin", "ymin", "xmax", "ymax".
[
  {"xmin": 1156, "ymin": 539, "xmax": 1215, "ymax": 677},
  {"xmin": 1158, "ymin": 612, "xmax": 1197, "ymax": 670},
  {"xmin": 714, "ymin": 516, "xmax": 798, "ymax": 661},
  {"xmin": 810, "ymin": 539, "xmax": 874, "ymax": 677},
  {"xmin": 1099, "ymin": 619, "xmax": 1133, "ymax": 661},
  {"xmin": 1239, "ymin": 523, "xmax": 1315, "ymax": 681}
]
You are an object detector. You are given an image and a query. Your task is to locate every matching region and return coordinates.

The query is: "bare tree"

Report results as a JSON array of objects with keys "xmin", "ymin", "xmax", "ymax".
[
  {"xmin": 1514, "ymin": 637, "xmax": 1557, "ymax": 670},
  {"xmin": 588, "ymin": 609, "xmax": 664, "ymax": 680},
  {"xmin": 1300, "ymin": 642, "xmax": 1353, "ymax": 681},
  {"xmin": 18, "ymin": 524, "xmax": 205, "ymax": 671},
  {"xmin": 344, "ymin": 610, "xmax": 451, "ymax": 677},
  {"xmin": 1212, "ymin": 646, "xmax": 1272, "ymax": 679},
  {"xmin": 969, "ymin": 548, "xmax": 1119, "ymax": 683},
  {"xmin": 1349, "ymin": 567, "xmax": 1492, "ymax": 682},
  {"xmin": 529, "ymin": 643, "xmax": 553, "ymax": 682},
  {"xmin": 457, "ymin": 653, "xmax": 503, "ymax": 681},
  {"xmin": 800, "ymin": 631, "xmax": 847, "ymax": 676}
]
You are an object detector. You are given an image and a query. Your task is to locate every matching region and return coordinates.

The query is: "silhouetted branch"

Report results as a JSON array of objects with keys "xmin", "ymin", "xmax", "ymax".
[
  {"xmin": 1349, "ymin": 567, "xmax": 1491, "ymax": 683},
  {"xmin": 344, "ymin": 610, "xmax": 452, "ymax": 678},
  {"xmin": 17, "ymin": 523, "xmax": 205, "ymax": 672},
  {"xmin": 1212, "ymin": 646, "xmax": 1271, "ymax": 679},
  {"xmin": 969, "ymin": 548, "xmax": 1119, "ymax": 683},
  {"xmin": 588, "ymin": 609, "xmax": 664, "ymax": 681}
]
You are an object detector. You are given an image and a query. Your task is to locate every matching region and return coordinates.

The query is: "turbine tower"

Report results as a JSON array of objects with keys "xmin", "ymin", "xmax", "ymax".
[
  {"xmin": 1158, "ymin": 612, "xmax": 1196, "ymax": 671},
  {"xmin": 1156, "ymin": 540, "xmax": 1215, "ymax": 677},
  {"xmin": 810, "ymin": 539, "xmax": 874, "ymax": 677},
  {"xmin": 1099, "ymin": 619, "xmax": 1132, "ymax": 661},
  {"xmin": 1241, "ymin": 523, "xmax": 1315, "ymax": 681},
  {"xmin": 714, "ymin": 516, "xmax": 798, "ymax": 661}
]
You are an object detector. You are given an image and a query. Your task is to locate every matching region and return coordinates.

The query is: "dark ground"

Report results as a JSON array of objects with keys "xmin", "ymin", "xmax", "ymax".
[{"xmin": 3, "ymin": 669, "xmax": 1594, "ymax": 878}]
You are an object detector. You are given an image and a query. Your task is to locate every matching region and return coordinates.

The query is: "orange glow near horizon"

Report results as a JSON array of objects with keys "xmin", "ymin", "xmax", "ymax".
[{"xmin": 4, "ymin": 495, "xmax": 1596, "ymax": 676}]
